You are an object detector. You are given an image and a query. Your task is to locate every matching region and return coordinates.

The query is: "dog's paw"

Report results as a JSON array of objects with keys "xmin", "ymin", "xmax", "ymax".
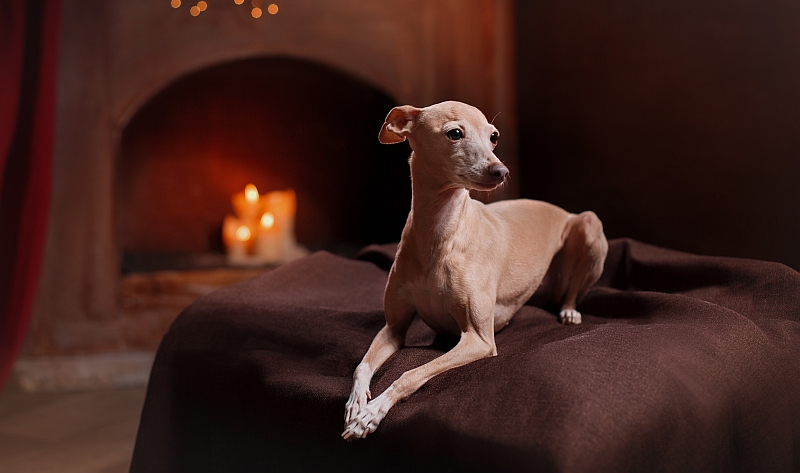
[
  {"xmin": 344, "ymin": 387, "xmax": 370, "ymax": 426},
  {"xmin": 559, "ymin": 309, "xmax": 582, "ymax": 325},
  {"xmin": 342, "ymin": 390, "xmax": 394, "ymax": 440}
]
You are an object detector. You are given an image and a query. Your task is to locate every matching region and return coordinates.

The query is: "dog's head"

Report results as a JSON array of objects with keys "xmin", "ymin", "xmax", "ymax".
[{"xmin": 379, "ymin": 101, "xmax": 508, "ymax": 191}]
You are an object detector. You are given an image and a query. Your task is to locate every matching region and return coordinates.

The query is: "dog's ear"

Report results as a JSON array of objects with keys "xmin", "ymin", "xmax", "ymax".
[{"xmin": 379, "ymin": 105, "xmax": 420, "ymax": 144}]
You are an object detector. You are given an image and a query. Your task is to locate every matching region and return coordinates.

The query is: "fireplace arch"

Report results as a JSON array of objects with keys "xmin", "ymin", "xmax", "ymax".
[{"xmin": 117, "ymin": 56, "xmax": 412, "ymax": 265}]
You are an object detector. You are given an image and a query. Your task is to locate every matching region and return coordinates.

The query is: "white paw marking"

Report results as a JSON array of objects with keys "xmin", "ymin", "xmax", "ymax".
[
  {"xmin": 342, "ymin": 389, "xmax": 394, "ymax": 440},
  {"xmin": 559, "ymin": 309, "xmax": 582, "ymax": 325}
]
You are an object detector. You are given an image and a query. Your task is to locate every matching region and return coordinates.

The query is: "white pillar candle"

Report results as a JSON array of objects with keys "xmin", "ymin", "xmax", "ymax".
[
  {"xmin": 255, "ymin": 212, "xmax": 281, "ymax": 262},
  {"xmin": 262, "ymin": 189, "xmax": 297, "ymax": 261},
  {"xmin": 223, "ymin": 214, "xmax": 253, "ymax": 263}
]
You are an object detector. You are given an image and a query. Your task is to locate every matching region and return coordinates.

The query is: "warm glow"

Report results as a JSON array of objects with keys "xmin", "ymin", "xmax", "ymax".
[
  {"xmin": 260, "ymin": 212, "xmax": 275, "ymax": 229},
  {"xmin": 267, "ymin": 3, "xmax": 278, "ymax": 14},
  {"xmin": 235, "ymin": 225, "xmax": 252, "ymax": 241},
  {"xmin": 234, "ymin": 0, "xmax": 244, "ymax": 4},
  {"xmin": 251, "ymin": 7, "xmax": 262, "ymax": 17},
  {"xmin": 190, "ymin": 5, "xmax": 200, "ymax": 15},
  {"xmin": 244, "ymin": 184, "xmax": 259, "ymax": 202},
  {"xmin": 197, "ymin": 1, "xmax": 207, "ymax": 11},
  {"xmin": 171, "ymin": 0, "xmax": 181, "ymax": 8}
]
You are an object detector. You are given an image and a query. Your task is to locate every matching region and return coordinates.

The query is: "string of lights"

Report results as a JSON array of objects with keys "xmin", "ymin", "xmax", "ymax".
[{"xmin": 170, "ymin": 0, "xmax": 279, "ymax": 18}]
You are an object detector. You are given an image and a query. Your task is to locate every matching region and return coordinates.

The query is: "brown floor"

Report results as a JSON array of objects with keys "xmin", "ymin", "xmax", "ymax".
[{"xmin": 0, "ymin": 384, "xmax": 147, "ymax": 473}]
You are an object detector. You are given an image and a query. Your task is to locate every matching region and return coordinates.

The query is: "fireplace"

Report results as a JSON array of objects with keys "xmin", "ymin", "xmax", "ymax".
[
  {"xmin": 26, "ymin": 0, "xmax": 517, "ymax": 361},
  {"xmin": 117, "ymin": 56, "xmax": 412, "ymax": 270}
]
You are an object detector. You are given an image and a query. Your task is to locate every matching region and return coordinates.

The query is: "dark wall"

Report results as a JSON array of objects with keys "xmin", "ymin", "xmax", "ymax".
[{"xmin": 516, "ymin": 0, "xmax": 800, "ymax": 269}]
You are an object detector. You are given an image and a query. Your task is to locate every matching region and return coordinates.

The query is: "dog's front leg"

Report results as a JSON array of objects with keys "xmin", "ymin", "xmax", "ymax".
[
  {"xmin": 344, "ymin": 324, "xmax": 409, "ymax": 426},
  {"xmin": 344, "ymin": 289, "xmax": 414, "ymax": 429},
  {"xmin": 342, "ymin": 328, "xmax": 495, "ymax": 439}
]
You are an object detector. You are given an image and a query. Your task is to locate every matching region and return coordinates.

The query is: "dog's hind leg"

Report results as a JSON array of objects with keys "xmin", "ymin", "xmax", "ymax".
[{"xmin": 553, "ymin": 211, "xmax": 608, "ymax": 324}]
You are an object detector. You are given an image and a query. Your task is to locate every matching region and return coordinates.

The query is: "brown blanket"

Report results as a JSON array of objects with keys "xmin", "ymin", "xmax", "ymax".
[{"xmin": 130, "ymin": 239, "xmax": 800, "ymax": 473}]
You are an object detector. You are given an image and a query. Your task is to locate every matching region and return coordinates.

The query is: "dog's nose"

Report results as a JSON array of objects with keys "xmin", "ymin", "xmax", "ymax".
[{"xmin": 488, "ymin": 163, "xmax": 509, "ymax": 182}]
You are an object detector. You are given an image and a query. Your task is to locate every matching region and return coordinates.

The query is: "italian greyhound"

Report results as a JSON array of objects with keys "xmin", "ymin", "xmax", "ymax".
[{"xmin": 342, "ymin": 101, "xmax": 608, "ymax": 439}]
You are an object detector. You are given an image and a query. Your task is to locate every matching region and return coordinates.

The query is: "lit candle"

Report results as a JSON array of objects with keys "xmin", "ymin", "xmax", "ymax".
[
  {"xmin": 224, "ymin": 185, "xmax": 308, "ymax": 266},
  {"xmin": 255, "ymin": 211, "xmax": 281, "ymax": 262},
  {"xmin": 261, "ymin": 190, "xmax": 289, "ymax": 260},
  {"xmin": 223, "ymin": 214, "xmax": 254, "ymax": 263},
  {"xmin": 232, "ymin": 183, "xmax": 262, "ymax": 222}
]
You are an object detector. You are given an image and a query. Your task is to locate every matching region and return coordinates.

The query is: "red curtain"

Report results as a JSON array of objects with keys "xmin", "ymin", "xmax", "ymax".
[{"xmin": 0, "ymin": 0, "xmax": 61, "ymax": 390}]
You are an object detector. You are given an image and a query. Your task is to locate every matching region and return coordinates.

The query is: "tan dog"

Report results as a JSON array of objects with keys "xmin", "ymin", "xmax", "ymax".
[{"xmin": 342, "ymin": 101, "xmax": 608, "ymax": 439}]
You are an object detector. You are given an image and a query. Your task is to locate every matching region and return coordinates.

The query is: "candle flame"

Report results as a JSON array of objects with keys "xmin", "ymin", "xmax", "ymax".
[
  {"xmin": 235, "ymin": 225, "xmax": 252, "ymax": 241},
  {"xmin": 244, "ymin": 184, "xmax": 259, "ymax": 202},
  {"xmin": 260, "ymin": 212, "xmax": 275, "ymax": 229}
]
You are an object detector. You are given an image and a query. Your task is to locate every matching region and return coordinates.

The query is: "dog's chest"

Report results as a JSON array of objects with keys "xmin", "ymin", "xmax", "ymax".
[{"xmin": 404, "ymin": 268, "xmax": 462, "ymax": 336}]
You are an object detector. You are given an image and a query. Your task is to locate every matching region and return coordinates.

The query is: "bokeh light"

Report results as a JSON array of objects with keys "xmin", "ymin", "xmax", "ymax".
[
  {"xmin": 261, "ymin": 212, "xmax": 275, "ymax": 229},
  {"xmin": 244, "ymin": 184, "xmax": 259, "ymax": 202},
  {"xmin": 235, "ymin": 225, "xmax": 252, "ymax": 241}
]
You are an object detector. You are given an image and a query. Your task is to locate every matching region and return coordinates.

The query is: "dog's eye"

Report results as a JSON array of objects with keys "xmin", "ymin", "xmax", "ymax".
[
  {"xmin": 490, "ymin": 132, "xmax": 499, "ymax": 145},
  {"xmin": 446, "ymin": 129, "xmax": 463, "ymax": 141}
]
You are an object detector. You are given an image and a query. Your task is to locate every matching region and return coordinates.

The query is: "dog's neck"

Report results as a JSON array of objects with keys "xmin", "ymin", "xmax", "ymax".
[{"xmin": 408, "ymin": 151, "xmax": 471, "ymax": 254}]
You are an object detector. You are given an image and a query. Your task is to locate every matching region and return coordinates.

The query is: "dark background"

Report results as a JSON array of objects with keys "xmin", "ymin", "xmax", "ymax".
[{"xmin": 515, "ymin": 0, "xmax": 800, "ymax": 270}]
